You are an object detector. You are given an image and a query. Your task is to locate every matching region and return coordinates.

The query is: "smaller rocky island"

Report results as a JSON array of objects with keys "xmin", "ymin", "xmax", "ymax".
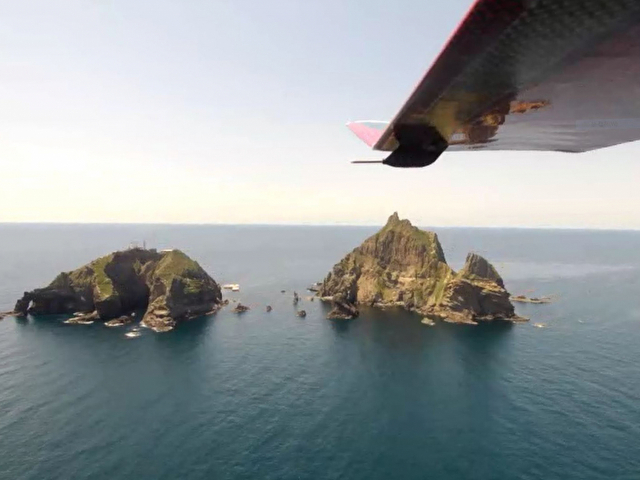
[
  {"xmin": 318, "ymin": 213, "xmax": 526, "ymax": 325},
  {"xmin": 12, "ymin": 247, "xmax": 223, "ymax": 332},
  {"xmin": 511, "ymin": 295, "xmax": 553, "ymax": 304},
  {"xmin": 233, "ymin": 303, "xmax": 250, "ymax": 313}
]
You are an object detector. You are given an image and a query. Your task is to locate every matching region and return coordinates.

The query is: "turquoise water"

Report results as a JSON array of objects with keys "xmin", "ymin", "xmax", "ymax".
[{"xmin": 1, "ymin": 224, "xmax": 640, "ymax": 479}]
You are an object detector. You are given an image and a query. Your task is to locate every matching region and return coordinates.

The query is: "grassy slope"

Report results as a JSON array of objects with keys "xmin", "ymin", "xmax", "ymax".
[{"xmin": 153, "ymin": 250, "xmax": 205, "ymax": 294}]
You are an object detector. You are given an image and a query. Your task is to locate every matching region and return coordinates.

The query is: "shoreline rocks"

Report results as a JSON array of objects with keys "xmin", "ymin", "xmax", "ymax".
[
  {"xmin": 511, "ymin": 295, "xmax": 553, "ymax": 304},
  {"xmin": 105, "ymin": 315, "xmax": 133, "ymax": 327},
  {"xmin": 326, "ymin": 294, "xmax": 359, "ymax": 320},
  {"xmin": 318, "ymin": 213, "xmax": 526, "ymax": 325}
]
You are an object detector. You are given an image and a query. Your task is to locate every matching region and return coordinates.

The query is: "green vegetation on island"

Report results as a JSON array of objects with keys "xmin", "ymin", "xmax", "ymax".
[{"xmin": 13, "ymin": 248, "xmax": 222, "ymax": 332}]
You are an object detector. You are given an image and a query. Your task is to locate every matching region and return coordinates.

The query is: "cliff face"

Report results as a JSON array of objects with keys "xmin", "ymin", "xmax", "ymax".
[
  {"xmin": 141, "ymin": 250, "xmax": 222, "ymax": 331},
  {"xmin": 319, "ymin": 213, "xmax": 525, "ymax": 324},
  {"xmin": 14, "ymin": 248, "xmax": 222, "ymax": 332}
]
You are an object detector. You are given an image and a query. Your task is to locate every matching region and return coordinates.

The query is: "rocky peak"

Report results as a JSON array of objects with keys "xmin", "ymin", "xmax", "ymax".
[
  {"xmin": 359, "ymin": 213, "xmax": 447, "ymax": 271},
  {"xmin": 459, "ymin": 253, "xmax": 505, "ymax": 288},
  {"xmin": 384, "ymin": 212, "xmax": 410, "ymax": 229}
]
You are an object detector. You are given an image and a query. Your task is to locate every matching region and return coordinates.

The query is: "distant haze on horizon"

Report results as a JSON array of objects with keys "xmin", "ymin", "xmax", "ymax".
[{"xmin": 2, "ymin": 1, "xmax": 640, "ymax": 229}]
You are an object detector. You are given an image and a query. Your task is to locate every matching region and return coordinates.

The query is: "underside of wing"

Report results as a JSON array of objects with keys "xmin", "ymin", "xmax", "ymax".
[{"xmin": 375, "ymin": 0, "xmax": 640, "ymax": 154}]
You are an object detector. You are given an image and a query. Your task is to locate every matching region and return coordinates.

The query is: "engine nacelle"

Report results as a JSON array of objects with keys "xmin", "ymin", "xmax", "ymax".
[{"xmin": 382, "ymin": 124, "xmax": 448, "ymax": 168}]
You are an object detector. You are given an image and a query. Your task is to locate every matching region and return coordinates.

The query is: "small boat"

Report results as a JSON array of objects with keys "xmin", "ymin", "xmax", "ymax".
[
  {"xmin": 125, "ymin": 331, "xmax": 141, "ymax": 338},
  {"xmin": 222, "ymin": 283, "xmax": 240, "ymax": 291}
]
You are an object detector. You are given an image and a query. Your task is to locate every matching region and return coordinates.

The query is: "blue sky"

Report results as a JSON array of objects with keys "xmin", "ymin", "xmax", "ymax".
[{"xmin": 2, "ymin": 0, "xmax": 639, "ymax": 228}]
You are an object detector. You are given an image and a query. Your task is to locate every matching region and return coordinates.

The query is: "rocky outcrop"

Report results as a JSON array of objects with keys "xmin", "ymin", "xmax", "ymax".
[
  {"xmin": 425, "ymin": 253, "xmax": 524, "ymax": 324},
  {"xmin": 64, "ymin": 311, "xmax": 98, "ymax": 324},
  {"xmin": 511, "ymin": 295, "xmax": 553, "ymax": 304},
  {"xmin": 13, "ymin": 248, "xmax": 222, "ymax": 332},
  {"xmin": 105, "ymin": 315, "xmax": 133, "ymax": 327},
  {"xmin": 232, "ymin": 303, "xmax": 250, "ymax": 313},
  {"xmin": 318, "ymin": 213, "xmax": 526, "ymax": 325},
  {"xmin": 326, "ymin": 294, "xmax": 359, "ymax": 320}
]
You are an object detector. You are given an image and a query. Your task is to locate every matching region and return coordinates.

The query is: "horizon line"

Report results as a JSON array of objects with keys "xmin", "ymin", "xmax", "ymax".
[{"xmin": 0, "ymin": 221, "xmax": 639, "ymax": 232}]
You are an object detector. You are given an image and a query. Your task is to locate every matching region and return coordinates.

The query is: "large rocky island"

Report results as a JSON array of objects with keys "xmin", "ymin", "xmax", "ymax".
[
  {"xmin": 318, "ymin": 213, "xmax": 526, "ymax": 325},
  {"xmin": 13, "ymin": 248, "xmax": 222, "ymax": 332}
]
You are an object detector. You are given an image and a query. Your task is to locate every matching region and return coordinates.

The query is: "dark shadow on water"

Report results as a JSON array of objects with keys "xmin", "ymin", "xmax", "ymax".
[
  {"xmin": 13, "ymin": 315, "xmax": 29, "ymax": 326},
  {"xmin": 151, "ymin": 314, "xmax": 215, "ymax": 351},
  {"xmin": 441, "ymin": 319, "xmax": 516, "ymax": 368},
  {"xmin": 447, "ymin": 319, "xmax": 514, "ymax": 340},
  {"xmin": 328, "ymin": 317, "xmax": 353, "ymax": 334},
  {"xmin": 19, "ymin": 313, "xmax": 71, "ymax": 329},
  {"xmin": 329, "ymin": 305, "xmax": 517, "ymax": 367}
]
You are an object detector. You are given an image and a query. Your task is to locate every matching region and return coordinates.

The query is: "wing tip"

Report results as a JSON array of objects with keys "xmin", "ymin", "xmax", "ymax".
[{"xmin": 346, "ymin": 120, "xmax": 389, "ymax": 148}]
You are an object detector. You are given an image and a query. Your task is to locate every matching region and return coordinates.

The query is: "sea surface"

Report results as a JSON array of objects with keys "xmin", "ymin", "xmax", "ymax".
[{"xmin": 1, "ymin": 224, "xmax": 639, "ymax": 480}]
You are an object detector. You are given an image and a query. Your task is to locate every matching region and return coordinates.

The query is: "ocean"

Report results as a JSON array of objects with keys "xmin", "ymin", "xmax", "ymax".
[{"xmin": 1, "ymin": 224, "xmax": 639, "ymax": 480}]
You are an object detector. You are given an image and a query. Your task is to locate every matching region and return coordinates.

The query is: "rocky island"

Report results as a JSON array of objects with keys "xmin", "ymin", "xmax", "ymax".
[
  {"xmin": 13, "ymin": 248, "xmax": 223, "ymax": 332},
  {"xmin": 318, "ymin": 213, "xmax": 526, "ymax": 325},
  {"xmin": 511, "ymin": 294, "xmax": 553, "ymax": 304}
]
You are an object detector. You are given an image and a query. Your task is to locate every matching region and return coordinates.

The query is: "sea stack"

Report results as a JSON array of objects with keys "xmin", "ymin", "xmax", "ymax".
[
  {"xmin": 13, "ymin": 248, "xmax": 223, "ymax": 332},
  {"xmin": 318, "ymin": 213, "xmax": 525, "ymax": 324}
]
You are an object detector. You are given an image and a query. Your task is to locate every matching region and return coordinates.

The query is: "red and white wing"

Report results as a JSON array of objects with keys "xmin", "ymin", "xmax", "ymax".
[{"xmin": 354, "ymin": 0, "xmax": 640, "ymax": 154}]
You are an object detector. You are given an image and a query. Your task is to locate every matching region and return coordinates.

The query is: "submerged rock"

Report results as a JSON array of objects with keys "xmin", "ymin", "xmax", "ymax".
[
  {"xmin": 266, "ymin": 305, "xmax": 272, "ymax": 312},
  {"xmin": 511, "ymin": 295, "xmax": 553, "ymax": 304},
  {"xmin": 105, "ymin": 315, "xmax": 133, "ymax": 327},
  {"xmin": 318, "ymin": 213, "xmax": 526, "ymax": 324},
  {"xmin": 64, "ymin": 311, "xmax": 98, "ymax": 324},
  {"xmin": 13, "ymin": 248, "xmax": 223, "ymax": 332},
  {"xmin": 233, "ymin": 303, "xmax": 250, "ymax": 313},
  {"xmin": 296, "ymin": 310, "xmax": 307, "ymax": 318}
]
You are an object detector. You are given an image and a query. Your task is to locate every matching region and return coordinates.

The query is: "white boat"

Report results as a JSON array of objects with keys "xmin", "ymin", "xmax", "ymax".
[{"xmin": 223, "ymin": 283, "xmax": 240, "ymax": 291}]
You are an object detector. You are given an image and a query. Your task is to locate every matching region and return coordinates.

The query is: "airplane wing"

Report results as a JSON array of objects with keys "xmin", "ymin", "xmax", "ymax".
[{"xmin": 352, "ymin": 0, "xmax": 640, "ymax": 165}]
